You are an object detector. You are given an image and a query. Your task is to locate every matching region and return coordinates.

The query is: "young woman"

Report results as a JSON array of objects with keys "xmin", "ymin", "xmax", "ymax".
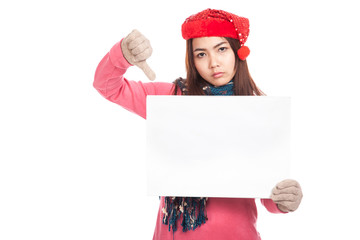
[{"xmin": 94, "ymin": 8, "xmax": 303, "ymax": 240}]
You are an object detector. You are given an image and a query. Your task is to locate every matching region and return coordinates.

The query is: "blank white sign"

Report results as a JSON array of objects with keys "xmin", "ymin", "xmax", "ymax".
[{"xmin": 146, "ymin": 96, "xmax": 291, "ymax": 198}]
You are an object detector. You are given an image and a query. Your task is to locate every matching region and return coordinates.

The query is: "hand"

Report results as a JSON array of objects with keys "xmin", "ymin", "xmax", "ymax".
[
  {"xmin": 271, "ymin": 179, "xmax": 303, "ymax": 213},
  {"xmin": 121, "ymin": 29, "xmax": 156, "ymax": 81}
]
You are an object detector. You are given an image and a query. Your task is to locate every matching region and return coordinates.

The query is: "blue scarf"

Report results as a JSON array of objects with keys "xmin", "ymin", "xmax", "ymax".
[
  {"xmin": 207, "ymin": 80, "xmax": 234, "ymax": 95},
  {"xmin": 174, "ymin": 78, "xmax": 234, "ymax": 96},
  {"xmin": 163, "ymin": 79, "xmax": 235, "ymax": 233}
]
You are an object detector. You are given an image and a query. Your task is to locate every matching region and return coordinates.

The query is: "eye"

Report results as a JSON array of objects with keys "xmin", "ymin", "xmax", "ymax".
[
  {"xmin": 218, "ymin": 47, "xmax": 227, "ymax": 52},
  {"xmin": 196, "ymin": 52, "xmax": 206, "ymax": 58}
]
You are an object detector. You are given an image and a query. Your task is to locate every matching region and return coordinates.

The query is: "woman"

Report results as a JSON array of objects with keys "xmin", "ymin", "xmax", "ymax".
[{"xmin": 94, "ymin": 8, "xmax": 303, "ymax": 240}]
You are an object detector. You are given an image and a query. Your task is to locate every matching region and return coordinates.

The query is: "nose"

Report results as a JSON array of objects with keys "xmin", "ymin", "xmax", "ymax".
[{"xmin": 209, "ymin": 54, "xmax": 219, "ymax": 69}]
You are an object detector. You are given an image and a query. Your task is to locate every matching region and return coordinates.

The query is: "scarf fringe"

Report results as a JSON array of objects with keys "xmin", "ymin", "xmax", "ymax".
[{"xmin": 162, "ymin": 197, "xmax": 208, "ymax": 232}]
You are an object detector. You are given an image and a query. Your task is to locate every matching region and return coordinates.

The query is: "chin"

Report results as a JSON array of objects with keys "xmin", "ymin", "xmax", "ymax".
[{"xmin": 211, "ymin": 79, "xmax": 231, "ymax": 87}]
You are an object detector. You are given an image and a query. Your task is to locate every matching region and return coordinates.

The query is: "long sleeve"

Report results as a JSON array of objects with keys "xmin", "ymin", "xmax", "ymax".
[
  {"xmin": 93, "ymin": 40, "xmax": 176, "ymax": 119},
  {"xmin": 260, "ymin": 198, "xmax": 286, "ymax": 214}
]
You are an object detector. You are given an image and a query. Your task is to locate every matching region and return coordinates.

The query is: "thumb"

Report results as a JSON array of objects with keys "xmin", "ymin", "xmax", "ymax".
[{"xmin": 136, "ymin": 60, "xmax": 156, "ymax": 81}]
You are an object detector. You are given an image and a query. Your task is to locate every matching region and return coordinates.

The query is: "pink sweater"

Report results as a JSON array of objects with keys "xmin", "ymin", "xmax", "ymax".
[{"xmin": 93, "ymin": 41, "xmax": 284, "ymax": 240}]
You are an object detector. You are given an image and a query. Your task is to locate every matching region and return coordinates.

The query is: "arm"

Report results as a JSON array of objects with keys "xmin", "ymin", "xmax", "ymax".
[{"xmin": 93, "ymin": 37, "xmax": 177, "ymax": 119}]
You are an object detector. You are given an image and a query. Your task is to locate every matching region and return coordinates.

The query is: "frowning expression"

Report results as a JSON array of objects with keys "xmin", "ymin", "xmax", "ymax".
[{"xmin": 193, "ymin": 37, "xmax": 236, "ymax": 87}]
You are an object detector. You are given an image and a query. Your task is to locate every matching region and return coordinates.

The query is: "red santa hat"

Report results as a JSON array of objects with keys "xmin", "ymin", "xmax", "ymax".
[{"xmin": 181, "ymin": 9, "xmax": 250, "ymax": 60}]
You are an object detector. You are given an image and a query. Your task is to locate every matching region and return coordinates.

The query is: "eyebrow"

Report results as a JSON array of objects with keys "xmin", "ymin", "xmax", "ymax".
[{"xmin": 193, "ymin": 41, "xmax": 228, "ymax": 52}]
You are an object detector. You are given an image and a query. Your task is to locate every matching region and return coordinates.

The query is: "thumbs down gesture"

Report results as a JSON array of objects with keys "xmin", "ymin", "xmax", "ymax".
[{"xmin": 121, "ymin": 29, "xmax": 156, "ymax": 81}]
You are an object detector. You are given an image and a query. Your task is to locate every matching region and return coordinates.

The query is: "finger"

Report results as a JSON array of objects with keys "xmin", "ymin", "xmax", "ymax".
[
  {"xmin": 272, "ymin": 186, "xmax": 301, "ymax": 196},
  {"xmin": 276, "ymin": 179, "xmax": 300, "ymax": 190},
  {"xmin": 136, "ymin": 61, "xmax": 156, "ymax": 81},
  {"xmin": 133, "ymin": 47, "xmax": 153, "ymax": 62},
  {"xmin": 131, "ymin": 39, "xmax": 151, "ymax": 56},
  {"xmin": 128, "ymin": 35, "xmax": 147, "ymax": 50},
  {"xmin": 278, "ymin": 201, "xmax": 299, "ymax": 212},
  {"xmin": 271, "ymin": 193, "xmax": 297, "ymax": 203},
  {"xmin": 125, "ymin": 29, "xmax": 142, "ymax": 43}
]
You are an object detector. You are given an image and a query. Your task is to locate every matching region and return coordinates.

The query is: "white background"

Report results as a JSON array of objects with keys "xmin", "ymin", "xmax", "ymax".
[{"xmin": 0, "ymin": 0, "xmax": 359, "ymax": 239}]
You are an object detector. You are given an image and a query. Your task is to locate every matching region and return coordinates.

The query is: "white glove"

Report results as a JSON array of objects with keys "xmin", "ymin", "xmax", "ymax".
[
  {"xmin": 121, "ymin": 29, "xmax": 156, "ymax": 81},
  {"xmin": 271, "ymin": 179, "xmax": 303, "ymax": 212}
]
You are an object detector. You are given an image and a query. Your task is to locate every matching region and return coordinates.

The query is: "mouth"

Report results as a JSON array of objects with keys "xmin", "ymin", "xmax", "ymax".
[{"xmin": 212, "ymin": 72, "xmax": 224, "ymax": 78}]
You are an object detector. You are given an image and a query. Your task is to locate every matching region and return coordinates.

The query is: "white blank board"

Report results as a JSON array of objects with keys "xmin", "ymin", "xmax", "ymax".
[{"xmin": 146, "ymin": 96, "xmax": 291, "ymax": 198}]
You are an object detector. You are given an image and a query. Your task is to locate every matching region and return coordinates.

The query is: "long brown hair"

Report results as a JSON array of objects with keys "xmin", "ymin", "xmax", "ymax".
[{"xmin": 174, "ymin": 37, "xmax": 264, "ymax": 96}]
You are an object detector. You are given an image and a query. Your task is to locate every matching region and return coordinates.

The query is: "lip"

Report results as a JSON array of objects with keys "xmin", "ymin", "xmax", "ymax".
[{"xmin": 212, "ymin": 72, "xmax": 224, "ymax": 78}]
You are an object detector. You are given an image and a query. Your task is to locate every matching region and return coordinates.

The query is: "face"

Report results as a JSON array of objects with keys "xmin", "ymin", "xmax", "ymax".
[{"xmin": 192, "ymin": 37, "xmax": 236, "ymax": 87}]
